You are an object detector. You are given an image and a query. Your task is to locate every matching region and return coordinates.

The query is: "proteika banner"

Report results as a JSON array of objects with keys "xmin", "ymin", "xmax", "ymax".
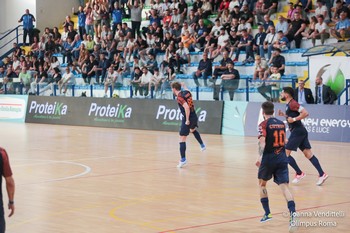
[{"xmin": 25, "ymin": 96, "xmax": 223, "ymax": 134}]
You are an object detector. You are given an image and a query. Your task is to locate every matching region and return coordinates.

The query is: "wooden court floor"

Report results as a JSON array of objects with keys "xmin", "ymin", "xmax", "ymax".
[{"xmin": 1, "ymin": 122, "xmax": 349, "ymax": 233}]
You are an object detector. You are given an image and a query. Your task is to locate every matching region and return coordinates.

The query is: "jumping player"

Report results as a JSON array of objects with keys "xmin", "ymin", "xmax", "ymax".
[
  {"xmin": 278, "ymin": 87, "xmax": 328, "ymax": 185},
  {"xmin": 171, "ymin": 82, "xmax": 206, "ymax": 168},
  {"xmin": 256, "ymin": 101, "xmax": 296, "ymax": 232}
]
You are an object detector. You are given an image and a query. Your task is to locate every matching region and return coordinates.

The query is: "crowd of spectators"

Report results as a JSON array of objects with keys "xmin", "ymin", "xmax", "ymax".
[{"xmin": 0, "ymin": 0, "xmax": 349, "ymax": 101}]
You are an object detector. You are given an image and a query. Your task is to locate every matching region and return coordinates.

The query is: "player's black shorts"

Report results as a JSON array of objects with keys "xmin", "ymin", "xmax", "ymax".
[
  {"xmin": 179, "ymin": 116, "xmax": 198, "ymax": 136},
  {"xmin": 258, "ymin": 156, "xmax": 289, "ymax": 185},
  {"xmin": 285, "ymin": 126, "xmax": 311, "ymax": 151}
]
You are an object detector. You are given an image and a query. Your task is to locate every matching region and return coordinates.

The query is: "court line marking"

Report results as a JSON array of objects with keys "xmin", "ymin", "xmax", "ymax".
[
  {"xmin": 13, "ymin": 159, "xmax": 91, "ymax": 184},
  {"xmin": 158, "ymin": 201, "xmax": 350, "ymax": 233}
]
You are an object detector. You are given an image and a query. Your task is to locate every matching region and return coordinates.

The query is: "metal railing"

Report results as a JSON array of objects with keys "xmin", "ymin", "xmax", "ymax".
[
  {"xmin": 0, "ymin": 25, "xmax": 23, "ymax": 60},
  {"xmin": 337, "ymin": 79, "xmax": 350, "ymax": 105}
]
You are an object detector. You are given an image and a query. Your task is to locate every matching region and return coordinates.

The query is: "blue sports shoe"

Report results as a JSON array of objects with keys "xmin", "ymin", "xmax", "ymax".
[
  {"xmin": 200, "ymin": 144, "xmax": 206, "ymax": 151},
  {"xmin": 260, "ymin": 213, "xmax": 272, "ymax": 223}
]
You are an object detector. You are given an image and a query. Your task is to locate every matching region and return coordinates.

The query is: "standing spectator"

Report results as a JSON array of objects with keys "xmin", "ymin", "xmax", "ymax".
[
  {"xmin": 192, "ymin": 53, "xmax": 212, "ymax": 87},
  {"xmin": 73, "ymin": 6, "xmax": 87, "ymax": 40},
  {"xmin": 294, "ymin": 80, "xmax": 314, "ymax": 105},
  {"xmin": 315, "ymin": 76, "xmax": 337, "ymax": 104},
  {"xmin": 128, "ymin": 0, "xmax": 143, "ymax": 38},
  {"xmin": 110, "ymin": 2, "xmax": 123, "ymax": 37},
  {"xmin": 18, "ymin": 9, "xmax": 36, "ymax": 46},
  {"xmin": 85, "ymin": 6, "xmax": 94, "ymax": 37},
  {"xmin": 0, "ymin": 147, "xmax": 15, "ymax": 233},
  {"xmin": 285, "ymin": 12, "xmax": 306, "ymax": 48}
]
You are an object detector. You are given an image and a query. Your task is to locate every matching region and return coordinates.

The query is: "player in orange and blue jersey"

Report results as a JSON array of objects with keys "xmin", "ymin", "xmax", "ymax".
[
  {"xmin": 171, "ymin": 82, "xmax": 206, "ymax": 168},
  {"xmin": 256, "ymin": 101, "xmax": 296, "ymax": 232},
  {"xmin": 278, "ymin": 87, "xmax": 328, "ymax": 186}
]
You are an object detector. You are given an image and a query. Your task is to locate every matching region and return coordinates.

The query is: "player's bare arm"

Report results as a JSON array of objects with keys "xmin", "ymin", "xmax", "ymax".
[
  {"xmin": 182, "ymin": 102, "xmax": 190, "ymax": 125},
  {"xmin": 256, "ymin": 137, "xmax": 265, "ymax": 167},
  {"xmin": 5, "ymin": 176, "xmax": 15, "ymax": 217}
]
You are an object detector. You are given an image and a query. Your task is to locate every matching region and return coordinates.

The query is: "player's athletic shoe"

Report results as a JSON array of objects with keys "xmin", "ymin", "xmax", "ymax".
[
  {"xmin": 289, "ymin": 212, "xmax": 298, "ymax": 233},
  {"xmin": 316, "ymin": 173, "xmax": 329, "ymax": 186},
  {"xmin": 260, "ymin": 213, "xmax": 272, "ymax": 223},
  {"xmin": 200, "ymin": 144, "xmax": 206, "ymax": 151},
  {"xmin": 292, "ymin": 172, "xmax": 306, "ymax": 184},
  {"xmin": 177, "ymin": 159, "xmax": 187, "ymax": 168}
]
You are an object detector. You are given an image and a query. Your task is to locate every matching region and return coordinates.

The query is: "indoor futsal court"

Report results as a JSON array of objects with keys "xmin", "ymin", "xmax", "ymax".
[{"xmin": 1, "ymin": 122, "xmax": 349, "ymax": 233}]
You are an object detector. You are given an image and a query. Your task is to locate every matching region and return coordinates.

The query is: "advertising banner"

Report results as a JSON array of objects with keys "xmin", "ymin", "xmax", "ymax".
[
  {"xmin": 243, "ymin": 102, "xmax": 350, "ymax": 143},
  {"xmin": 309, "ymin": 56, "xmax": 349, "ymax": 103},
  {"xmin": 0, "ymin": 95, "xmax": 28, "ymax": 122},
  {"xmin": 25, "ymin": 97, "xmax": 223, "ymax": 134}
]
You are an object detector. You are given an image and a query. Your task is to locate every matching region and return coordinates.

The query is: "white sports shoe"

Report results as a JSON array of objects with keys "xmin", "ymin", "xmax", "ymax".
[
  {"xmin": 292, "ymin": 172, "xmax": 306, "ymax": 184},
  {"xmin": 316, "ymin": 173, "xmax": 329, "ymax": 186},
  {"xmin": 177, "ymin": 160, "xmax": 187, "ymax": 168},
  {"xmin": 200, "ymin": 144, "xmax": 206, "ymax": 151}
]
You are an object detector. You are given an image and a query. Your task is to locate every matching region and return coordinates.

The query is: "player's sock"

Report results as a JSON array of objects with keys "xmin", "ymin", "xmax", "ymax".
[
  {"xmin": 288, "ymin": 200, "xmax": 296, "ymax": 214},
  {"xmin": 288, "ymin": 156, "xmax": 303, "ymax": 175},
  {"xmin": 309, "ymin": 156, "xmax": 324, "ymax": 177},
  {"xmin": 180, "ymin": 142, "xmax": 186, "ymax": 161},
  {"xmin": 260, "ymin": 197, "xmax": 271, "ymax": 215},
  {"xmin": 192, "ymin": 130, "xmax": 203, "ymax": 145}
]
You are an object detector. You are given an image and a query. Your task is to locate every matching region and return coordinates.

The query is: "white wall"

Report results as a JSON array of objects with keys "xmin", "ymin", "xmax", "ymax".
[{"xmin": 36, "ymin": 0, "xmax": 80, "ymax": 32}]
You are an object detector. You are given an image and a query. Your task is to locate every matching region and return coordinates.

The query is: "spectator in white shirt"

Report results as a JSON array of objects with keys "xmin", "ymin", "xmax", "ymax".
[{"xmin": 310, "ymin": 14, "xmax": 330, "ymax": 46}]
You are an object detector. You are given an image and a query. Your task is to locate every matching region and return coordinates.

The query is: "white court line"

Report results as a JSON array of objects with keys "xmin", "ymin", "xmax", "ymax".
[{"xmin": 13, "ymin": 159, "xmax": 91, "ymax": 183}]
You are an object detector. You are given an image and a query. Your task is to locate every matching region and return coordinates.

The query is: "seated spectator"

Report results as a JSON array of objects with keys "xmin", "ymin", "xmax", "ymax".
[
  {"xmin": 237, "ymin": 17, "xmax": 252, "ymax": 36},
  {"xmin": 253, "ymin": 55, "xmax": 268, "ymax": 84},
  {"xmin": 115, "ymin": 56, "xmax": 130, "ymax": 84},
  {"xmin": 287, "ymin": 2, "xmax": 296, "ymax": 21},
  {"xmin": 192, "ymin": 52, "xmax": 212, "ymax": 87},
  {"xmin": 201, "ymin": 0, "xmax": 212, "ymax": 18},
  {"xmin": 286, "ymin": 11, "xmax": 306, "ymax": 48},
  {"xmin": 294, "ymin": 80, "xmax": 314, "ymax": 105},
  {"xmin": 160, "ymin": 66, "xmax": 176, "ymax": 98},
  {"xmin": 315, "ymin": 0, "xmax": 330, "ymax": 23},
  {"xmin": 295, "ymin": 0, "xmax": 312, "ymax": 13},
  {"xmin": 58, "ymin": 66, "xmax": 75, "ymax": 96},
  {"xmin": 138, "ymin": 66, "xmax": 153, "ymax": 96},
  {"xmin": 310, "ymin": 14, "xmax": 330, "ymax": 46},
  {"xmin": 174, "ymin": 42, "xmax": 190, "ymax": 74},
  {"xmin": 95, "ymin": 52, "xmax": 110, "ymax": 84},
  {"xmin": 332, "ymin": 0, "xmax": 350, "ymax": 23},
  {"xmin": 256, "ymin": 0, "xmax": 278, "ymax": 24},
  {"xmin": 61, "ymin": 37, "xmax": 74, "ymax": 64},
  {"xmin": 273, "ymin": 30, "xmax": 290, "ymax": 51},
  {"xmin": 264, "ymin": 48, "xmax": 285, "ymax": 79},
  {"xmin": 19, "ymin": 67, "xmax": 32, "ymax": 94},
  {"xmin": 262, "ymin": 14, "xmax": 275, "ymax": 33},
  {"xmin": 260, "ymin": 26, "xmax": 278, "ymax": 60},
  {"xmin": 82, "ymin": 54, "xmax": 98, "ymax": 84},
  {"xmin": 276, "ymin": 16, "xmax": 289, "ymax": 34},
  {"xmin": 315, "ymin": 76, "xmax": 337, "ymax": 104},
  {"xmin": 227, "ymin": 28, "xmax": 240, "ymax": 58},
  {"xmin": 233, "ymin": 29, "xmax": 254, "ymax": 64},
  {"xmin": 213, "ymin": 62, "xmax": 240, "ymax": 101},
  {"xmin": 211, "ymin": 51, "xmax": 232, "ymax": 84},
  {"xmin": 258, "ymin": 66, "xmax": 280, "ymax": 102},
  {"xmin": 301, "ymin": 16, "xmax": 317, "ymax": 39},
  {"xmin": 181, "ymin": 30, "xmax": 196, "ymax": 52},
  {"xmin": 39, "ymin": 67, "xmax": 60, "ymax": 96},
  {"xmin": 330, "ymin": 11, "xmax": 350, "ymax": 41},
  {"xmin": 253, "ymin": 25, "xmax": 267, "ymax": 55},
  {"xmin": 30, "ymin": 65, "xmax": 47, "ymax": 95},
  {"xmin": 147, "ymin": 67, "xmax": 163, "ymax": 97},
  {"xmin": 210, "ymin": 28, "xmax": 230, "ymax": 59},
  {"xmin": 220, "ymin": 8, "xmax": 232, "ymax": 29},
  {"xmin": 0, "ymin": 77, "xmax": 14, "ymax": 94},
  {"xmin": 103, "ymin": 66, "xmax": 118, "ymax": 97}
]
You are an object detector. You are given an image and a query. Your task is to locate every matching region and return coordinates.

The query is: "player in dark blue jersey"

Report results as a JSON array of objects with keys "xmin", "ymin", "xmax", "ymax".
[
  {"xmin": 256, "ymin": 101, "xmax": 296, "ymax": 232},
  {"xmin": 278, "ymin": 87, "xmax": 328, "ymax": 185},
  {"xmin": 171, "ymin": 82, "xmax": 206, "ymax": 168}
]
